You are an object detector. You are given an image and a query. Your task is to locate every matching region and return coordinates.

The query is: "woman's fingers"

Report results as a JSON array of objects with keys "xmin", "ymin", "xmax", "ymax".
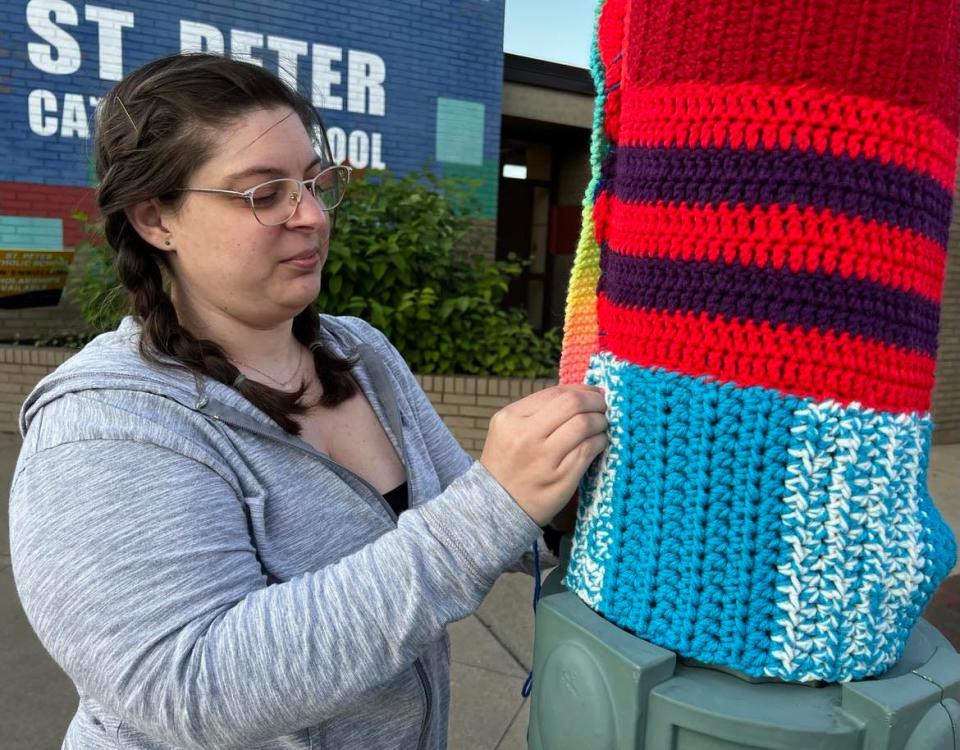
[
  {"xmin": 555, "ymin": 431, "xmax": 609, "ymax": 482},
  {"xmin": 544, "ymin": 411, "xmax": 609, "ymax": 465},
  {"xmin": 479, "ymin": 384, "xmax": 610, "ymax": 526},
  {"xmin": 512, "ymin": 385, "xmax": 606, "ymax": 436},
  {"xmin": 509, "ymin": 383, "xmax": 602, "ymax": 413}
]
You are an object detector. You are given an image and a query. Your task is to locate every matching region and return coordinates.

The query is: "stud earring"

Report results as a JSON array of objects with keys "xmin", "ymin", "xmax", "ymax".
[{"xmin": 164, "ymin": 239, "xmax": 171, "ymax": 246}]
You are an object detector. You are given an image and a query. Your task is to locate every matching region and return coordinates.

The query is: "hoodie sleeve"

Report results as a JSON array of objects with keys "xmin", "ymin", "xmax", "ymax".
[{"xmin": 9, "ymin": 428, "xmax": 541, "ymax": 749}]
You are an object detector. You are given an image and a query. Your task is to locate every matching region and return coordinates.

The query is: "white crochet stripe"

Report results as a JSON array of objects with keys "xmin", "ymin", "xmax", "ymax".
[
  {"xmin": 565, "ymin": 352, "xmax": 623, "ymax": 608},
  {"xmin": 876, "ymin": 414, "xmax": 928, "ymax": 668},
  {"xmin": 769, "ymin": 399, "xmax": 929, "ymax": 681}
]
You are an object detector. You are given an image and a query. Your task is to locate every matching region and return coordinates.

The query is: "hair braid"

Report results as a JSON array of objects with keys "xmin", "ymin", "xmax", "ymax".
[{"xmin": 94, "ymin": 53, "xmax": 359, "ymax": 433}]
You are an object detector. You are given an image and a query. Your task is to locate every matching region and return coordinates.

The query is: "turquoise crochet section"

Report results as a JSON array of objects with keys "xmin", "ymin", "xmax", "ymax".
[{"xmin": 564, "ymin": 352, "xmax": 956, "ymax": 682}]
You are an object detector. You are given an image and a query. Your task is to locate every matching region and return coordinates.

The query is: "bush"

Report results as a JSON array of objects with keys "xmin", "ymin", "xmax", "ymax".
[
  {"xmin": 64, "ymin": 210, "xmax": 128, "ymax": 336},
  {"xmin": 316, "ymin": 169, "xmax": 560, "ymax": 377},
  {"xmin": 63, "ymin": 169, "xmax": 561, "ymax": 378}
]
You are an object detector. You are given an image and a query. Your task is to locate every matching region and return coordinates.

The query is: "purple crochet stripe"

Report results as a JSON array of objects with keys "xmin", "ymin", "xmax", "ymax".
[
  {"xmin": 598, "ymin": 145, "xmax": 953, "ymax": 247},
  {"xmin": 598, "ymin": 249, "xmax": 941, "ymax": 357}
]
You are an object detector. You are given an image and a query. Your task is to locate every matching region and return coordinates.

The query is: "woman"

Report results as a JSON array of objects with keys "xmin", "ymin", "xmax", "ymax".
[{"xmin": 8, "ymin": 53, "xmax": 608, "ymax": 749}]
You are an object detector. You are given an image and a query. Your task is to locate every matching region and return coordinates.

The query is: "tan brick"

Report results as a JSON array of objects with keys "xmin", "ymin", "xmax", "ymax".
[
  {"xmin": 441, "ymin": 416, "xmax": 477, "ymax": 429},
  {"xmin": 442, "ymin": 393, "xmax": 478, "ymax": 405},
  {"xmin": 17, "ymin": 376, "xmax": 45, "ymax": 389},
  {"xmin": 476, "ymin": 395, "xmax": 510, "ymax": 408},
  {"xmin": 20, "ymin": 365, "xmax": 52, "ymax": 376},
  {"xmin": 462, "ymin": 378, "xmax": 477, "ymax": 395},
  {"xmin": 476, "ymin": 378, "xmax": 487, "ymax": 396},
  {"xmin": 450, "ymin": 427, "xmax": 489, "ymax": 441},
  {"xmin": 432, "ymin": 402, "xmax": 461, "ymax": 417},
  {"xmin": 458, "ymin": 405, "xmax": 497, "ymax": 419}
]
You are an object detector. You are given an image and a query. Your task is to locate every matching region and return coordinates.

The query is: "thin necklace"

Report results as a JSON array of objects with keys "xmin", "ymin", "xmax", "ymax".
[{"xmin": 230, "ymin": 345, "xmax": 304, "ymax": 389}]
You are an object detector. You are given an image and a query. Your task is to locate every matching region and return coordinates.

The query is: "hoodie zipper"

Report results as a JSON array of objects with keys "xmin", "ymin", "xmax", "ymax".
[{"xmin": 199, "ymin": 400, "xmax": 433, "ymax": 750}]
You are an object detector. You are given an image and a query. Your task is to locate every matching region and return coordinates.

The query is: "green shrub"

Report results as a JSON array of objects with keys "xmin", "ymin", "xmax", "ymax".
[
  {"xmin": 63, "ymin": 169, "xmax": 561, "ymax": 377},
  {"xmin": 316, "ymin": 170, "xmax": 560, "ymax": 377},
  {"xmin": 64, "ymin": 210, "xmax": 128, "ymax": 336}
]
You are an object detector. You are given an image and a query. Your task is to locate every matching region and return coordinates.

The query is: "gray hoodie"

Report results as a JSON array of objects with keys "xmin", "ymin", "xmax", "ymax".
[{"xmin": 9, "ymin": 315, "xmax": 548, "ymax": 749}]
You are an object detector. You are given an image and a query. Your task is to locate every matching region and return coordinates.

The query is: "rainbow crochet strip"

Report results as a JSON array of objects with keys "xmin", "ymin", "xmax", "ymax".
[{"xmin": 560, "ymin": 0, "xmax": 959, "ymax": 682}]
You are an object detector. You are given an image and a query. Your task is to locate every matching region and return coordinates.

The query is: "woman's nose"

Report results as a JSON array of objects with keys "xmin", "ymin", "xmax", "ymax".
[{"xmin": 286, "ymin": 185, "xmax": 330, "ymax": 230}]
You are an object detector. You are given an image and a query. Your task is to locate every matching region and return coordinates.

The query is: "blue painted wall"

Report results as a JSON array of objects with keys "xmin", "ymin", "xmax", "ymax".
[{"xmin": 1, "ymin": 0, "xmax": 505, "ymax": 216}]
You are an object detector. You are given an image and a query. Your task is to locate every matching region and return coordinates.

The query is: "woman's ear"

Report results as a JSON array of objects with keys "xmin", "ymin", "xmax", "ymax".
[{"xmin": 125, "ymin": 199, "xmax": 175, "ymax": 253}]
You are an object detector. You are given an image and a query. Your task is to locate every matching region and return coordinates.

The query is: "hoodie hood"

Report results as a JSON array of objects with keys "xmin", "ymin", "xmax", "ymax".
[{"xmin": 19, "ymin": 315, "xmax": 357, "ymax": 437}]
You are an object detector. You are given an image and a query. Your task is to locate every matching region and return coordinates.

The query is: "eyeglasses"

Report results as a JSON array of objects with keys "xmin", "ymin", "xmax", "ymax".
[{"xmin": 179, "ymin": 164, "xmax": 352, "ymax": 226}]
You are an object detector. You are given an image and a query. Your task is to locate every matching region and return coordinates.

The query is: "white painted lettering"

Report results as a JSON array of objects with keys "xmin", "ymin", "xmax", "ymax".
[
  {"xmin": 28, "ymin": 89, "xmax": 58, "ymax": 136},
  {"xmin": 231, "ymin": 29, "xmax": 264, "ymax": 66},
  {"xmin": 26, "ymin": 0, "xmax": 81, "ymax": 75},
  {"xmin": 84, "ymin": 5, "xmax": 134, "ymax": 81},
  {"xmin": 348, "ymin": 130, "xmax": 369, "ymax": 168},
  {"xmin": 311, "ymin": 43, "xmax": 343, "ymax": 111},
  {"xmin": 327, "ymin": 126, "xmax": 347, "ymax": 164},
  {"xmin": 347, "ymin": 50, "xmax": 385, "ymax": 115},
  {"xmin": 370, "ymin": 133, "xmax": 385, "ymax": 169},
  {"xmin": 179, "ymin": 20, "xmax": 224, "ymax": 53},
  {"xmin": 267, "ymin": 35, "xmax": 307, "ymax": 90},
  {"xmin": 61, "ymin": 92, "xmax": 89, "ymax": 138}
]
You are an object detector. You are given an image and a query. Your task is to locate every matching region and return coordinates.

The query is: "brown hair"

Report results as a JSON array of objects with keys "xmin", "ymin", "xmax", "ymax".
[{"xmin": 94, "ymin": 52, "xmax": 357, "ymax": 433}]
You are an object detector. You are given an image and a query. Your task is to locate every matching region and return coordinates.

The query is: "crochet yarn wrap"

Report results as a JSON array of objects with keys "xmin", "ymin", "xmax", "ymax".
[{"xmin": 560, "ymin": 0, "xmax": 960, "ymax": 682}]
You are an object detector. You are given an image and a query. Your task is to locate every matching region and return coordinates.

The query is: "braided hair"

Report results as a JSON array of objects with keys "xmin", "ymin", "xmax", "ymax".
[{"xmin": 94, "ymin": 53, "xmax": 357, "ymax": 433}]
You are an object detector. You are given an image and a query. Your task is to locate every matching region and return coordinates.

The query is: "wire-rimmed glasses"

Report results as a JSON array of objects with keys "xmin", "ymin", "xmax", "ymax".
[{"xmin": 179, "ymin": 164, "xmax": 352, "ymax": 226}]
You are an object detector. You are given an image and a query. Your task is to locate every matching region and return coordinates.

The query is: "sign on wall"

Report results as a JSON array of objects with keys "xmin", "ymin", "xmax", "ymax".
[{"xmin": 1, "ymin": 0, "xmax": 505, "ymax": 307}]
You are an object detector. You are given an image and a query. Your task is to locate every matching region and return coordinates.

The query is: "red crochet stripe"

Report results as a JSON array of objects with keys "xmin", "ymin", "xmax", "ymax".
[
  {"xmin": 592, "ymin": 188, "xmax": 613, "ymax": 246},
  {"xmin": 601, "ymin": 195, "xmax": 946, "ymax": 302},
  {"xmin": 617, "ymin": 82, "xmax": 958, "ymax": 190},
  {"xmin": 604, "ymin": 87, "xmax": 623, "ymax": 142},
  {"xmin": 599, "ymin": 0, "xmax": 628, "ymax": 142},
  {"xmin": 597, "ymin": 0, "xmax": 627, "ymax": 74},
  {"xmin": 597, "ymin": 294, "xmax": 935, "ymax": 412},
  {"xmin": 597, "ymin": 0, "xmax": 627, "ymax": 143},
  {"xmin": 622, "ymin": 0, "xmax": 960, "ymax": 134}
]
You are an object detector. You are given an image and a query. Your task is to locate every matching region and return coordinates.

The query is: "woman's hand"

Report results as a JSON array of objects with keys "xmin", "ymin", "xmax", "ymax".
[{"xmin": 480, "ymin": 385, "xmax": 608, "ymax": 526}]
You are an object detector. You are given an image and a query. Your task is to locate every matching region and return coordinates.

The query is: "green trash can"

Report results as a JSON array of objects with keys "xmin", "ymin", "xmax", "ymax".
[{"xmin": 528, "ymin": 543, "xmax": 960, "ymax": 750}]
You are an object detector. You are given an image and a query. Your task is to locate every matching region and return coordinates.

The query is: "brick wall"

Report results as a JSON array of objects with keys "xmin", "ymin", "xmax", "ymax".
[
  {"xmin": 0, "ymin": 346, "xmax": 76, "ymax": 433},
  {"xmin": 0, "ymin": 345, "xmax": 555, "ymax": 456},
  {"xmin": 3, "ymin": 338, "xmax": 959, "ymax": 446},
  {"xmin": 417, "ymin": 374, "xmax": 556, "ymax": 456},
  {"xmin": 2, "ymin": 1, "xmax": 507, "ymax": 307},
  {"xmin": 4, "ymin": 2, "xmax": 506, "ymax": 184},
  {"xmin": 0, "ymin": 296, "xmax": 89, "ymax": 342}
]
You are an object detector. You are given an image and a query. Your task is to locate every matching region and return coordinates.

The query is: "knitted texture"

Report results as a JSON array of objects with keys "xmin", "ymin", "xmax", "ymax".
[{"xmin": 561, "ymin": 0, "xmax": 960, "ymax": 682}]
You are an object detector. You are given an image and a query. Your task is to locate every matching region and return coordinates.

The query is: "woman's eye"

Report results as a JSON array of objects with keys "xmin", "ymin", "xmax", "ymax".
[{"xmin": 251, "ymin": 190, "xmax": 279, "ymax": 205}]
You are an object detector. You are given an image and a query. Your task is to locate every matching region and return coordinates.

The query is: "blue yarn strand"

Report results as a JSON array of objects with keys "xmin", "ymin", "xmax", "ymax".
[{"xmin": 521, "ymin": 540, "xmax": 541, "ymax": 698}]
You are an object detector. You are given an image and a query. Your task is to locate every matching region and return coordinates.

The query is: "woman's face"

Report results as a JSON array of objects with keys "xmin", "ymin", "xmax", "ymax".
[{"xmin": 161, "ymin": 106, "xmax": 330, "ymax": 330}]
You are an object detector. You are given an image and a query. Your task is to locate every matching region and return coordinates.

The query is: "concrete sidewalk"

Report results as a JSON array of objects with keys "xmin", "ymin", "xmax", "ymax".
[{"xmin": 2, "ymin": 434, "xmax": 959, "ymax": 750}]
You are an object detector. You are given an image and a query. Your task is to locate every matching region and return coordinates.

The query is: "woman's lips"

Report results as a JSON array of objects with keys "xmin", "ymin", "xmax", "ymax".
[{"xmin": 283, "ymin": 249, "xmax": 321, "ymax": 269}]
